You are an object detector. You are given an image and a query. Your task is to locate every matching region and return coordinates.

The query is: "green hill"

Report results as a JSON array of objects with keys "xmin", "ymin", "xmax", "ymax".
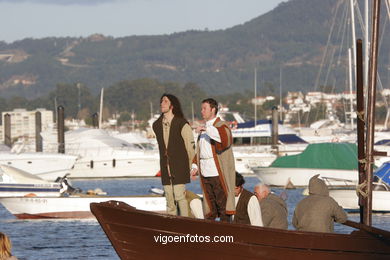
[{"xmin": 0, "ymin": 0, "xmax": 388, "ymax": 99}]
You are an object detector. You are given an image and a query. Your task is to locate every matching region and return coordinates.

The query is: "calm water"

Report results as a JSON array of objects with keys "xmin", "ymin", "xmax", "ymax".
[{"xmin": 1, "ymin": 176, "xmax": 390, "ymax": 260}]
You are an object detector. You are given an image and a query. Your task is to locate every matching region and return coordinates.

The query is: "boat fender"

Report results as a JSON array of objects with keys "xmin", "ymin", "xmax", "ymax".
[{"xmin": 24, "ymin": 193, "xmax": 37, "ymax": 197}]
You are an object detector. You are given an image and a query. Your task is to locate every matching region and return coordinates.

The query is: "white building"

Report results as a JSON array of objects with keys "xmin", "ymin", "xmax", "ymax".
[{"xmin": 1, "ymin": 108, "xmax": 53, "ymax": 142}]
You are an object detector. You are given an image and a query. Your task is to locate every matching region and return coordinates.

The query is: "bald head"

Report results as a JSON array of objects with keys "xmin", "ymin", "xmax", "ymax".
[{"xmin": 254, "ymin": 183, "xmax": 270, "ymax": 201}]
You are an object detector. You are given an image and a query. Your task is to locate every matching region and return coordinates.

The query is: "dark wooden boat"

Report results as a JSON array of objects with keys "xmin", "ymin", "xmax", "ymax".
[{"xmin": 91, "ymin": 201, "xmax": 390, "ymax": 260}]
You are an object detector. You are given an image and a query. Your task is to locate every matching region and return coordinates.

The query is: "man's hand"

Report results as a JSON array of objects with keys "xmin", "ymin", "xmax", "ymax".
[
  {"xmin": 195, "ymin": 125, "xmax": 206, "ymax": 134},
  {"xmin": 190, "ymin": 168, "xmax": 198, "ymax": 180}
]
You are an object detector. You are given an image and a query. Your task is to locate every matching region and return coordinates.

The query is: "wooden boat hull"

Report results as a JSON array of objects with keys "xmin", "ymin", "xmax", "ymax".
[{"xmin": 91, "ymin": 201, "xmax": 390, "ymax": 260}]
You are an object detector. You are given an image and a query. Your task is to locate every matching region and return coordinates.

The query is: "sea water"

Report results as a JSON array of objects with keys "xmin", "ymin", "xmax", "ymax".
[{"xmin": 1, "ymin": 176, "xmax": 390, "ymax": 260}]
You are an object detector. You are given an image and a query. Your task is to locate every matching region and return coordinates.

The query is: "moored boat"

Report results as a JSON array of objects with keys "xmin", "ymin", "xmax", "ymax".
[
  {"xmin": 329, "ymin": 161, "xmax": 390, "ymax": 212},
  {"xmin": 0, "ymin": 165, "xmax": 62, "ymax": 197},
  {"xmin": 252, "ymin": 143, "xmax": 358, "ymax": 187},
  {"xmin": 0, "ymin": 195, "xmax": 166, "ymax": 219}
]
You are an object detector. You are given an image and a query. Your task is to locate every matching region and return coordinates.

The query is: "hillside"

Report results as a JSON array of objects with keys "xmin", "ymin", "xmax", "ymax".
[{"xmin": 0, "ymin": 0, "xmax": 388, "ymax": 99}]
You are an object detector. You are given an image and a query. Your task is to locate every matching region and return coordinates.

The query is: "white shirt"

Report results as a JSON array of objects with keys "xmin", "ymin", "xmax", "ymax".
[
  {"xmin": 189, "ymin": 198, "xmax": 204, "ymax": 219},
  {"xmin": 234, "ymin": 193, "xmax": 263, "ymax": 227},
  {"xmin": 198, "ymin": 117, "xmax": 221, "ymax": 177}
]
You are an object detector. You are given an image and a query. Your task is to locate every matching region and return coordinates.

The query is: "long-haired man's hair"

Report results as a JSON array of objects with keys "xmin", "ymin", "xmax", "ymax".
[{"xmin": 160, "ymin": 94, "xmax": 186, "ymax": 119}]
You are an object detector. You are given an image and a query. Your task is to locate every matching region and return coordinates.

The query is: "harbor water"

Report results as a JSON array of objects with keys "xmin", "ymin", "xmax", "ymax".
[{"xmin": 1, "ymin": 176, "xmax": 390, "ymax": 260}]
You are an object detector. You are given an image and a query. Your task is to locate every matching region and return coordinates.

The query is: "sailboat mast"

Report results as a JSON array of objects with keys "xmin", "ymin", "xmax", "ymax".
[
  {"xmin": 364, "ymin": 0, "xmax": 381, "ymax": 226},
  {"xmin": 364, "ymin": 0, "xmax": 370, "ymax": 90},
  {"xmin": 348, "ymin": 48, "xmax": 354, "ymax": 129},
  {"xmin": 356, "ymin": 39, "xmax": 366, "ymax": 223},
  {"xmin": 350, "ymin": 0, "xmax": 357, "ymax": 83},
  {"xmin": 279, "ymin": 67, "xmax": 283, "ymax": 122},
  {"xmin": 99, "ymin": 88, "xmax": 104, "ymax": 129},
  {"xmin": 254, "ymin": 68, "xmax": 257, "ymax": 127}
]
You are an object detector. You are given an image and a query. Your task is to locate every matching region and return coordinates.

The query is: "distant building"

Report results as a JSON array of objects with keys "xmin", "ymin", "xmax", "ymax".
[
  {"xmin": 1, "ymin": 108, "xmax": 53, "ymax": 143},
  {"xmin": 251, "ymin": 96, "xmax": 275, "ymax": 105}
]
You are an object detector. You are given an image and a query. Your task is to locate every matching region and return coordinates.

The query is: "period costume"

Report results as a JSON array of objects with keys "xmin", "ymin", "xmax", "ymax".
[
  {"xmin": 233, "ymin": 188, "xmax": 263, "ymax": 226},
  {"xmin": 153, "ymin": 115, "xmax": 195, "ymax": 216},
  {"xmin": 293, "ymin": 175, "xmax": 347, "ymax": 232},
  {"xmin": 194, "ymin": 117, "xmax": 236, "ymax": 220},
  {"xmin": 185, "ymin": 190, "xmax": 204, "ymax": 219},
  {"xmin": 260, "ymin": 193, "xmax": 288, "ymax": 229}
]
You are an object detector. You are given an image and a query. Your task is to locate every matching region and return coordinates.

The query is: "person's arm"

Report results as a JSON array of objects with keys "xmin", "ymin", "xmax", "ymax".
[
  {"xmin": 332, "ymin": 200, "xmax": 348, "ymax": 224},
  {"xmin": 212, "ymin": 123, "xmax": 233, "ymax": 151},
  {"xmin": 259, "ymin": 200, "xmax": 272, "ymax": 227},
  {"xmin": 292, "ymin": 210, "xmax": 298, "ymax": 229},
  {"xmin": 248, "ymin": 196, "xmax": 263, "ymax": 227},
  {"xmin": 181, "ymin": 124, "xmax": 196, "ymax": 169},
  {"xmin": 205, "ymin": 125, "xmax": 221, "ymax": 142},
  {"xmin": 190, "ymin": 198, "xmax": 204, "ymax": 219}
]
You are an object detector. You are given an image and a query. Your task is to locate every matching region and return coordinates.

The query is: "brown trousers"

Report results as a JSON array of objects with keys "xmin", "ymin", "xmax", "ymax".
[{"xmin": 202, "ymin": 176, "xmax": 230, "ymax": 222}]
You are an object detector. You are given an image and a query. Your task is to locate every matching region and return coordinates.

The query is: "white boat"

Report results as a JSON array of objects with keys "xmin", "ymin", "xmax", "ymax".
[
  {"xmin": 41, "ymin": 128, "xmax": 161, "ymax": 179},
  {"xmin": 0, "ymin": 151, "xmax": 77, "ymax": 181},
  {"xmin": 0, "ymin": 165, "xmax": 62, "ymax": 197},
  {"xmin": 233, "ymin": 149, "xmax": 277, "ymax": 174},
  {"xmin": 255, "ymin": 167, "xmax": 358, "ymax": 187},
  {"xmin": 0, "ymin": 195, "xmax": 166, "ymax": 219},
  {"xmin": 252, "ymin": 143, "xmax": 359, "ymax": 187},
  {"xmin": 329, "ymin": 161, "xmax": 390, "ymax": 212},
  {"xmin": 329, "ymin": 186, "xmax": 390, "ymax": 212},
  {"xmin": 218, "ymin": 110, "xmax": 308, "ymax": 174}
]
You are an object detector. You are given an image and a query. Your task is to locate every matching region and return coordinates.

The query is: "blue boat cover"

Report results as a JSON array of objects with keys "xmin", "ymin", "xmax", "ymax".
[
  {"xmin": 237, "ymin": 119, "xmax": 282, "ymax": 129},
  {"xmin": 279, "ymin": 134, "xmax": 307, "ymax": 144},
  {"xmin": 374, "ymin": 162, "xmax": 390, "ymax": 185},
  {"xmin": 374, "ymin": 139, "xmax": 390, "ymax": 145}
]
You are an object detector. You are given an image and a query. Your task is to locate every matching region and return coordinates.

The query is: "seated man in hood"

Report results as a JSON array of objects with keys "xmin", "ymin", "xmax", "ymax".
[
  {"xmin": 293, "ymin": 174, "xmax": 347, "ymax": 233},
  {"xmin": 254, "ymin": 184, "xmax": 288, "ymax": 229}
]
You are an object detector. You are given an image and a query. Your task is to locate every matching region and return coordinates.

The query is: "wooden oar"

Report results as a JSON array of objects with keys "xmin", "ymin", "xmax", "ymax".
[{"xmin": 343, "ymin": 220, "xmax": 390, "ymax": 240}]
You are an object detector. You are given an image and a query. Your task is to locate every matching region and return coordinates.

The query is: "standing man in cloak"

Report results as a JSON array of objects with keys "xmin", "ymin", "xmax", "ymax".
[
  {"xmin": 153, "ymin": 94, "xmax": 195, "ymax": 217},
  {"xmin": 191, "ymin": 98, "xmax": 236, "ymax": 221}
]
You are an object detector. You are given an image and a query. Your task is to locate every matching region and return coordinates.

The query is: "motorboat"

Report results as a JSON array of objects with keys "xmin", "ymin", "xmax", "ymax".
[
  {"xmin": 252, "ymin": 143, "xmax": 359, "ymax": 187},
  {"xmin": 0, "ymin": 165, "xmax": 62, "ymax": 197},
  {"xmin": 0, "ymin": 151, "xmax": 77, "ymax": 181},
  {"xmin": 329, "ymin": 161, "xmax": 390, "ymax": 212},
  {"xmin": 41, "ymin": 128, "xmax": 161, "ymax": 178},
  {"xmin": 0, "ymin": 195, "xmax": 166, "ymax": 219}
]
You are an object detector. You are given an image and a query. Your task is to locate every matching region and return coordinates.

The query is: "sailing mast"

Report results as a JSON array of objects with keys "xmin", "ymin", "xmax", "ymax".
[
  {"xmin": 363, "ymin": 0, "xmax": 381, "ymax": 226},
  {"xmin": 254, "ymin": 68, "xmax": 257, "ymax": 127},
  {"xmin": 99, "ymin": 88, "xmax": 104, "ymax": 129}
]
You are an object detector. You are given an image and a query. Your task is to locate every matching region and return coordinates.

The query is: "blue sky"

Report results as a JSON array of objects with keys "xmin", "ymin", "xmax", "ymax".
[{"xmin": 0, "ymin": 0, "xmax": 286, "ymax": 43}]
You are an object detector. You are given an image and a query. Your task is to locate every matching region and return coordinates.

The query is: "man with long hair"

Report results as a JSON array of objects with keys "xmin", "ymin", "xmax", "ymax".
[
  {"xmin": 153, "ymin": 94, "xmax": 195, "ymax": 216},
  {"xmin": 191, "ymin": 98, "xmax": 236, "ymax": 221}
]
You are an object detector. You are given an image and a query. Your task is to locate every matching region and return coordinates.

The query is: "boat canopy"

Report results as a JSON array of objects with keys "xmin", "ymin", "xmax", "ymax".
[
  {"xmin": 237, "ymin": 119, "xmax": 282, "ymax": 128},
  {"xmin": 278, "ymin": 134, "xmax": 307, "ymax": 144},
  {"xmin": 375, "ymin": 139, "xmax": 390, "ymax": 145},
  {"xmin": 270, "ymin": 143, "xmax": 358, "ymax": 170},
  {"xmin": 374, "ymin": 162, "xmax": 390, "ymax": 185}
]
